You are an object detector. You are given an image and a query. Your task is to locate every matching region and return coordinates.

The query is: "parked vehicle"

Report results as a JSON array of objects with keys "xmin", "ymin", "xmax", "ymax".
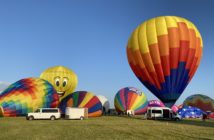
[
  {"xmin": 26, "ymin": 108, "xmax": 60, "ymax": 120},
  {"xmin": 65, "ymin": 107, "xmax": 88, "ymax": 120},
  {"xmin": 146, "ymin": 107, "xmax": 181, "ymax": 121}
]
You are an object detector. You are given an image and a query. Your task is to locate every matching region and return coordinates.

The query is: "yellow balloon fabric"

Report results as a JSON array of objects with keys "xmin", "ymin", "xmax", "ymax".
[{"xmin": 40, "ymin": 66, "xmax": 78, "ymax": 100}]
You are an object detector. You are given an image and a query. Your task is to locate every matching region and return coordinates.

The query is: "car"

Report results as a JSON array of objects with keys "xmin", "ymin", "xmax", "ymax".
[
  {"xmin": 146, "ymin": 107, "xmax": 182, "ymax": 121},
  {"xmin": 26, "ymin": 108, "xmax": 61, "ymax": 120}
]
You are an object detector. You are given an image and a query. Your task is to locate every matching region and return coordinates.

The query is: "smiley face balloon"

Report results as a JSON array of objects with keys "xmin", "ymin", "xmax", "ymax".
[{"xmin": 40, "ymin": 66, "xmax": 78, "ymax": 100}]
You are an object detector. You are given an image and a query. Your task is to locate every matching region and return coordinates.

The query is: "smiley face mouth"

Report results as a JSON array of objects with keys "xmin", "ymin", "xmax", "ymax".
[{"xmin": 57, "ymin": 91, "xmax": 65, "ymax": 97}]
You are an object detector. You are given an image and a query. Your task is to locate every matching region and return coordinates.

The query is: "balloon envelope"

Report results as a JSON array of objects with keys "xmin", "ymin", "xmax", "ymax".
[
  {"xmin": 127, "ymin": 16, "xmax": 203, "ymax": 107},
  {"xmin": 178, "ymin": 106, "xmax": 204, "ymax": 118},
  {"xmin": 183, "ymin": 94, "xmax": 214, "ymax": 112},
  {"xmin": 40, "ymin": 66, "xmax": 78, "ymax": 100},
  {"xmin": 0, "ymin": 78, "xmax": 59, "ymax": 117},
  {"xmin": 114, "ymin": 87, "xmax": 148, "ymax": 115},
  {"xmin": 148, "ymin": 100, "xmax": 165, "ymax": 107},
  {"xmin": 59, "ymin": 91, "xmax": 102, "ymax": 117},
  {"xmin": 97, "ymin": 95, "xmax": 110, "ymax": 113}
]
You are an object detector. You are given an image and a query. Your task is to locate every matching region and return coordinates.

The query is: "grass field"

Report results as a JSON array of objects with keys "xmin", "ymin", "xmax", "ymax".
[{"xmin": 0, "ymin": 116, "xmax": 214, "ymax": 140}]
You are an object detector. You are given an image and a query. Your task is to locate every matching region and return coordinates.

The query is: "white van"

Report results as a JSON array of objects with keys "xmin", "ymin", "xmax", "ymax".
[
  {"xmin": 26, "ymin": 108, "xmax": 61, "ymax": 120},
  {"xmin": 65, "ymin": 107, "xmax": 88, "ymax": 120},
  {"xmin": 146, "ymin": 107, "xmax": 181, "ymax": 121}
]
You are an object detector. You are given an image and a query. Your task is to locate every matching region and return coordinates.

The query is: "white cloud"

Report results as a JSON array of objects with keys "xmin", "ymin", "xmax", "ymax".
[{"xmin": 0, "ymin": 82, "xmax": 10, "ymax": 94}]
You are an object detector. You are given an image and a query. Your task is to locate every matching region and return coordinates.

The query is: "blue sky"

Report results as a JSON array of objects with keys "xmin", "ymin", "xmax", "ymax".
[{"xmin": 0, "ymin": 0, "xmax": 213, "ymax": 107}]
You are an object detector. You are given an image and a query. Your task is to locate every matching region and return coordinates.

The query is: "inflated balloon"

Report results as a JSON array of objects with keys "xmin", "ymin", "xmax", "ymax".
[
  {"xmin": 114, "ymin": 87, "xmax": 148, "ymax": 115},
  {"xmin": 183, "ymin": 94, "xmax": 214, "ymax": 112},
  {"xmin": 148, "ymin": 100, "xmax": 165, "ymax": 107},
  {"xmin": 171, "ymin": 105, "xmax": 179, "ymax": 113},
  {"xmin": 97, "ymin": 95, "xmax": 110, "ymax": 113},
  {"xmin": 59, "ymin": 91, "xmax": 102, "ymax": 117},
  {"xmin": 0, "ymin": 78, "xmax": 59, "ymax": 117},
  {"xmin": 178, "ymin": 106, "xmax": 204, "ymax": 118},
  {"xmin": 127, "ymin": 16, "xmax": 203, "ymax": 107},
  {"xmin": 40, "ymin": 66, "xmax": 78, "ymax": 100}
]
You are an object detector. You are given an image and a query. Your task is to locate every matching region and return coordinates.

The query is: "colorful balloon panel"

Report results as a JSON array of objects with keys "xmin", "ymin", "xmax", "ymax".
[
  {"xmin": 171, "ymin": 105, "xmax": 179, "ymax": 113},
  {"xmin": 59, "ymin": 91, "xmax": 102, "ymax": 117},
  {"xmin": 40, "ymin": 66, "xmax": 78, "ymax": 100},
  {"xmin": 114, "ymin": 87, "xmax": 148, "ymax": 115},
  {"xmin": 178, "ymin": 106, "xmax": 204, "ymax": 118},
  {"xmin": 148, "ymin": 100, "xmax": 165, "ymax": 107},
  {"xmin": 0, "ymin": 78, "xmax": 59, "ymax": 117},
  {"xmin": 183, "ymin": 94, "xmax": 214, "ymax": 112},
  {"xmin": 127, "ymin": 16, "xmax": 203, "ymax": 107}
]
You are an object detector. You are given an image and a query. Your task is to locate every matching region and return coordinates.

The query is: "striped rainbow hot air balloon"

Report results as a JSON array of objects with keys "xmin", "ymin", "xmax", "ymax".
[
  {"xmin": 59, "ymin": 91, "xmax": 102, "ymax": 117},
  {"xmin": 127, "ymin": 16, "xmax": 203, "ymax": 107},
  {"xmin": 114, "ymin": 87, "xmax": 148, "ymax": 115},
  {"xmin": 0, "ymin": 78, "xmax": 59, "ymax": 117}
]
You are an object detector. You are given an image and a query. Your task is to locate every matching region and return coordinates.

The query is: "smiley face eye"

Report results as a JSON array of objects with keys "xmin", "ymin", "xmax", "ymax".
[
  {"xmin": 63, "ymin": 79, "xmax": 67, "ymax": 87},
  {"xmin": 55, "ymin": 78, "xmax": 60, "ymax": 87}
]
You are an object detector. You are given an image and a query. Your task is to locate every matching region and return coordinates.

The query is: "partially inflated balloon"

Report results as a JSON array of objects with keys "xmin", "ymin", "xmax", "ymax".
[
  {"xmin": 0, "ymin": 78, "xmax": 59, "ymax": 117},
  {"xmin": 114, "ymin": 87, "xmax": 148, "ymax": 115},
  {"xmin": 183, "ymin": 94, "xmax": 214, "ymax": 112},
  {"xmin": 171, "ymin": 105, "xmax": 179, "ymax": 113},
  {"xmin": 127, "ymin": 16, "xmax": 203, "ymax": 107},
  {"xmin": 59, "ymin": 91, "xmax": 102, "ymax": 117},
  {"xmin": 178, "ymin": 106, "xmax": 204, "ymax": 118},
  {"xmin": 40, "ymin": 66, "xmax": 78, "ymax": 100},
  {"xmin": 148, "ymin": 100, "xmax": 165, "ymax": 107}
]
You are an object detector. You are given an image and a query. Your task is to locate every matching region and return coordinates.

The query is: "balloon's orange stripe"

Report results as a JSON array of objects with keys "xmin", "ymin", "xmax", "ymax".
[
  {"xmin": 148, "ymin": 44, "xmax": 160, "ymax": 64},
  {"xmin": 177, "ymin": 22, "xmax": 189, "ymax": 40},
  {"xmin": 88, "ymin": 110, "xmax": 102, "ymax": 117},
  {"xmin": 168, "ymin": 27, "xmax": 180, "ymax": 48},
  {"xmin": 157, "ymin": 35, "xmax": 169, "ymax": 56}
]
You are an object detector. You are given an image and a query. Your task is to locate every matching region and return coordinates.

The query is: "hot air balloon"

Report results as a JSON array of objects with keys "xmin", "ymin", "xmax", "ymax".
[
  {"xmin": 59, "ymin": 91, "xmax": 102, "ymax": 117},
  {"xmin": 40, "ymin": 66, "xmax": 78, "ymax": 100},
  {"xmin": 127, "ymin": 16, "xmax": 203, "ymax": 107},
  {"xmin": 97, "ymin": 95, "xmax": 110, "ymax": 114},
  {"xmin": 183, "ymin": 94, "xmax": 214, "ymax": 112},
  {"xmin": 171, "ymin": 105, "xmax": 179, "ymax": 113},
  {"xmin": 177, "ymin": 106, "xmax": 204, "ymax": 118},
  {"xmin": 0, "ymin": 78, "xmax": 59, "ymax": 117},
  {"xmin": 114, "ymin": 87, "xmax": 148, "ymax": 115},
  {"xmin": 149, "ymin": 99, "xmax": 178, "ymax": 112},
  {"xmin": 148, "ymin": 100, "xmax": 165, "ymax": 107}
]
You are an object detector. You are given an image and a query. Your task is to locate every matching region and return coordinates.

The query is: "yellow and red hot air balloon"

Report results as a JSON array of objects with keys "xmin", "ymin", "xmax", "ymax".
[{"xmin": 127, "ymin": 16, "xmax": 203, "ymax": 107}]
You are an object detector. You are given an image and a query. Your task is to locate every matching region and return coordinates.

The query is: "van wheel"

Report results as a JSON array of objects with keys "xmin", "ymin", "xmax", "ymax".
[
  {"xmin": 28, "ymin": 116, "xmax": 34, "ymax": 121},
  {"xmin": 50, "ymin": 116, "xmax": 56, "ymax": 120},
  {"xmin": 80, "ymin": 116, "xmax": 84, "ymax": 120}
]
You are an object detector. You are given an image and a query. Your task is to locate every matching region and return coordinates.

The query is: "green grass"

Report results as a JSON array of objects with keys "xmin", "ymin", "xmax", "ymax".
[{"xmin": 0, "ymin": 116, "xmax": 214, "ymax": 140}]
